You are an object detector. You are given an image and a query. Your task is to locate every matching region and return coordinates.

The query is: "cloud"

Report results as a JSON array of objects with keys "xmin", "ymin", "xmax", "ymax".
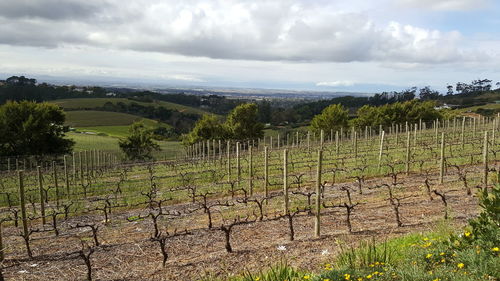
[
  {"xmin": 396, "ymin": 0, "xmax": 491, "ymax": 11},
  {"xmin": 316, "ymin": 81, "xmax": 355, "ymax": 87},
  {"xmin": 161, "ymin": 74, "xmax": 205, "ymax": 82},
  {"xmin": 0, "ymin": 0, "xmax": 104, "ymax": 20},
  {"xmin": 0, "ymin": 0, "xmax": 489, "ymax": 65}
]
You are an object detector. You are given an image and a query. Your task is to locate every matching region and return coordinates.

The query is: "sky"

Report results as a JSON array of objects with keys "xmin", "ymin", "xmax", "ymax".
[{"xmin": 0, "ymin": 0, "xmax": 499, "ymax": 93}]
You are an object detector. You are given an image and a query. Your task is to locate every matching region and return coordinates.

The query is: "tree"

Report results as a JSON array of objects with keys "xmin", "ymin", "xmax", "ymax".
[
  {"xmin": 119, "ymin": 121, "xmax": 160, "ymax": 161},
  {"xmin": 352, "ymin": 100, "xmax": 443, "ymax": 128},
  {"xmin": 0, "ymin": 101, "xmax": 74, "ymax": 156},
  {"xmin": 310, "ymin": 104, "xmax": 348, "ymax": 134},
  {"xmin": 418, "ymin": 86, "xmax": 441, "ymax": 100},
  {"xmin": 182, "ymin": 114, "xmax": 226, "ymax": 145},
  {"xmin": 224, "ymin": 103, "xmax": 264, "ymax": 141},
  {"xmin": 5, "ymin": 76, "xmax": 36, "ymax": 86},
  {"xmin": 446, "ymin": 85, "xmax": 454, "ymax": 96}
]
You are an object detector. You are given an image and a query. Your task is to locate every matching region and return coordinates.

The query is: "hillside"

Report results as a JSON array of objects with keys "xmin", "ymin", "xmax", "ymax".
[
  {"xmin": 64, "ymin": 110, "xmax": 159, "ymax": 127},
  {"xmin": 51, "ymin": 97, "xmax": 213, "ymax": 116}
]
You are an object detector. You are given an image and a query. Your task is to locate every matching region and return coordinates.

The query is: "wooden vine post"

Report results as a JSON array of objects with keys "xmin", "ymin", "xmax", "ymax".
[
  {"xmin": 335, "ymin": 131, "xmax": 339, "ymax": 156},
  {"xmin": 53, "ymin": 161, "xmax": 59, "ymax": 207},
  {"xmin": 439, "ymin": 133, "xmax": 445, "ymax": 184},
  {"xmin": 473, "ymin": 118, "xmax": 476, "ymax": 138},
  {"xmin": 483, "ymin": 131, "xmax": 489, "ymax": 188},
  {"xmin": 236, "ymin": 142, "xmax": 241, "ymax": 184},
  {"xmin": 19, "ymin": 171, "xmax": 32, "ymax": 258},
  {"xmin": 320, "ymin": 130, "xmax": 324, "ymax": 149},
  {"xmin": 37, "ymin": 166, "xmax": 46, "ymax": 224},
  {"xmin": 377, "ymin": 131, "xmax": 385, "ymax": 172},
  {"xmin": 226, "ymin": 141, "xmax": 231, "ymax": 182},
  {"xmin": 307, "ymin": 131, "xmax": 311, "ymax": 152},
  {"xmin": 218, "ymin": 140, "xmax": 222, "ymax": 164},
  {"xmin": 354, "ymin": 131, "xmax": 358, "ymax": 159},
  {"xmin": 314, "ymin": 149, "xmax": 323, "ymax": 238},
  {"xmin": 264, "ymin": 146, "xmax": 269, "ymax": 198},
  {"xmin": 283, "ymin": 149, "xmax": 289, "ymax": 215},
  {"xmin": 64, "ymin": 155, "xmax": 70, "ymax": 197},
  {"xmin": 79, "ymin": 151, "xmax": 84, "ymax": 186},
  {"xmin": 249, "ymin": 146, "xmax": 253, "ymax": 195},
  {"xmin": 405, "ymin": 130, "xmax": 411, "ymax": 175},
  {"xmin": 461, "ymin": 117, "xmax": 466, "ymax": 148},
  {"xmin": 72, "ymin": 152, "xmax": 76, "ymax": 184}
]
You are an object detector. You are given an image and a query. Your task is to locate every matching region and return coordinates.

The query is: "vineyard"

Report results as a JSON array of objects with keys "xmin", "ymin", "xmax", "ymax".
[{"xmin": 0, "ymin": 117, "xmax": 498, "ymax": 280}]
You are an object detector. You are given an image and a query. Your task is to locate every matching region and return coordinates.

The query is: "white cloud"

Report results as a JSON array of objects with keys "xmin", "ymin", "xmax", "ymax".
[
  {"xmin": 161, "ymin": 74, "xmax": 205, "ymax": 82},
  {"xmin": 396, "ymin": 0, "xmax": 491, "ymax": 11},
  {"xmin": 0, "ymin": 0, "xmax": 487, "ymax": 65},
  {"xmin": 316, "ymin": 81, "xmax": 355, "ymax": 87}
]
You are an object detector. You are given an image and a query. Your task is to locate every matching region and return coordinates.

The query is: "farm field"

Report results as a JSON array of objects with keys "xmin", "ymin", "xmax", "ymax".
[
  {"xmin": 67, "ymin": 132, "xmax": 183, "ymax": 159},
  {"xmin": 0, "ymin": 117, "xmax": 498, "ymax": 280},
  {"xmin": 51, "ymin": 98, "xmax": 212, "ymax": 116},
  {"xmin": 62, "ymin": 109, "xmax": 180, "ymax": 159},
  {"xmin": 64, "ymin": 110, "xmax": 162, "ymax": 127}
]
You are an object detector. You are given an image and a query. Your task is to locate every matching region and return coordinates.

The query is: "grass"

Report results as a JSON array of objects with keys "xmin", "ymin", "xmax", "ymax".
[
  {"xmin": 51, "ymin": 97, "xmax": 212, "ymax": 116},
  {"xmin": 76, "ymin": 117, "xmax": 169, "ymax": 138},
  {"xmin": 201, "ymin": 261, "xmax": 306, "ymax": 281},
  {"xmin": 75, "ymin": 126, "xmax": 135, "ymax": 138},
  {"xmin": 456, "ymin": 103, "xmax": 500, "ymax": 113},
  {"xmin": 67, "ymin": 131, "xmax": 183, "ymax": 159},
  {"xmin": 207, "ymin": 223, "xmax": 498, "ymax": 281},
  {"xmin": 65, "ymin": 110, "xmax": 155, "ymax": 127}
]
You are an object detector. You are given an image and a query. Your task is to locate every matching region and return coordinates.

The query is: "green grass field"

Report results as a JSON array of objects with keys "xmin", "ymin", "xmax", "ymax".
[
  {"xmin": 64, "ymin": 110, "xmax": 154, "ymax": 127},
  {"xmin": 457, "ymin": 103, "xmax": 500, "ymax": 113},
  {"xmin": 67, "ymin": 131, "xmax": 183, "ymax": 158},
  {"xmin": 51, "ymin": 97, "xmax": 212, "ymax": 116}
]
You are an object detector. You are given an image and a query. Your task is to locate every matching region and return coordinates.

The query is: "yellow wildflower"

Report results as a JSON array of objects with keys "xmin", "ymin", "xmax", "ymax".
[
  {"xmin": 464, "ymin": 231, "xmax": 471, "ymax": 237},
  {"xmin": 366, "ymin": 275, "xmax": 372, "ymax": 279},
  {"xmin": 492, "ymin": 247, "xmax": 499, "ymax": 252},
  {"xmin": 344, "ymin": 273, "xmax": 351, "ymax": 280},
  {"xmin": 426, "ymin": 253, "xmax": 433, "ymax": 258},
  {"xmin": 457, "ymin": 263, "xmax": 465, "ymax": 269}
]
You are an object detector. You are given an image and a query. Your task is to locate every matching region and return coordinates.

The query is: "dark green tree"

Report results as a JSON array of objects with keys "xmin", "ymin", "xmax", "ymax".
[
  {"xmin": 0, "ymin": 101, "xmax": 74, "ymax": 156},
  {"xmin": 224, "ymin": 103, "xmax": 264, "ymax": 141},
  {"xmin": 119, "ymin": 121, "xmax": 160, "ymax": 161},
  {"xmin": 310, "ymin": 104, "xmax": 349, "ymax": 134},
  {"xmin": 182, "ymin": 114, "xmax": 226, "ymax": 145},
  {"xmin": 419, "ymin": 86, "xmax": 441, "ymax": 100}
]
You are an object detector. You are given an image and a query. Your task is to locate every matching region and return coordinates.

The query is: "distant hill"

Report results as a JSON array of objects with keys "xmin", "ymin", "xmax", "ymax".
[
  {"xmin": 64, "ymin": 110, "xmax": 160, "ymax": 127},
  {"xmin": 51, "ymin": 97, "xmax": 212, "ymax": 116}
]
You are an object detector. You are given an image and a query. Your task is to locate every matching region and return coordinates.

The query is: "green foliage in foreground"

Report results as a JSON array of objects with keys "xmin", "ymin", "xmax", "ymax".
[
  {"xmin": 0, "ymin": 100, "xmax": 74, "ymax": 156},
  {"xmin": 210, "ymin": 185, "xmax": 500, "ymax": 281}
]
